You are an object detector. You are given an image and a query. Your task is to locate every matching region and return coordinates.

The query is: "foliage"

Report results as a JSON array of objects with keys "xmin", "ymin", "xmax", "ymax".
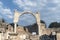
[{"xmin": 49, "ymin": 22, "xmax": 60, "ymax": 28}]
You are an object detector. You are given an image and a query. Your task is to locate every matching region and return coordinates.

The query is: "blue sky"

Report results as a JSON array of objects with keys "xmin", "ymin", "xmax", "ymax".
[{"xmin": 0, "ymin": 0, "xmax": 60, "ymax": 27}]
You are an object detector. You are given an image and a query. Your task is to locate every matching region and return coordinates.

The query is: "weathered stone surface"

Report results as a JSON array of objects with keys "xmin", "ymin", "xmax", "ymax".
[{"xmin": 0, "ymin": 11, "xmax": 60, "ymax": 40}]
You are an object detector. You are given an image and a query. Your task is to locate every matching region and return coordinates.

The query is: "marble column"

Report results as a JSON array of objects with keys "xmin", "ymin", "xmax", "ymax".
[{"xmin": 35, "ymin": 12, "xmax": 41, "ymax": 36}]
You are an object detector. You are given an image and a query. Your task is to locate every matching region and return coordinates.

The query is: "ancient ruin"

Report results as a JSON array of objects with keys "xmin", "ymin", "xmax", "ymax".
[{"xmin": 0, "ymin": 10, "xmax": 60, "ymax": 40}]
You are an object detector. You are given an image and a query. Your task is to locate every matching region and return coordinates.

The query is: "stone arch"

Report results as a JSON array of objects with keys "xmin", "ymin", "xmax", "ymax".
[
  {"xmin": 19, "ymin": 12, "xmax": 38, "ymax": 34},
  {"xmin": 14, "ymin": 10, "xmax": 41, "ymax": 36},
  {"xmin": 19, "ymin": 11, "xmax": 37, "ymax": 24}
]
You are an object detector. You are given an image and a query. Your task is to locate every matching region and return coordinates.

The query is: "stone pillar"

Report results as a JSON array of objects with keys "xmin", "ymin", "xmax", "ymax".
[
  {"xmin": 35, "ymin": 12, "xmax": 41, "ymax": 36},
  {"xmin": 14, "ymin": 10, "xmax": 21, "ymax": 33},
  {"xmin": 56, "ymin": 32, "xmax": 60, "ymax": 40},
  {"xmin": 0, "ymin": 33, "xmax": 2, "ymax": 40},
  {"xmin": 14, "ymin": 23, "xmax": 17, "ymax": 33},
  {"xmin": 2, "ymin": 32, "xmax": 4, "ymax": 40},
  {"xmin": 6, "ymin": 32, "xmax": 9, "ymax": 39}
]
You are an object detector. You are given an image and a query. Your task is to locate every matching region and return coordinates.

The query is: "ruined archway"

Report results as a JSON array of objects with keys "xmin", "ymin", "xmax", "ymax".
[
  {"xmin": 18, "ymin": 12, "xmax": 37, "ymax": 26},
  {"xmin": 19, "ymin": 12, "xmax": 38, "ymax": 34},
  {"xmin": 13, "ymin": 10, "xmax": 41, "ymax": 36}
]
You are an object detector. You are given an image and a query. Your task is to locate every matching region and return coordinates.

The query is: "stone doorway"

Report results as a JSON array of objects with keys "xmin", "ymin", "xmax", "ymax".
[{"xmin": 14, "ymin": 10, "xmax": 41, "ymax": 36}]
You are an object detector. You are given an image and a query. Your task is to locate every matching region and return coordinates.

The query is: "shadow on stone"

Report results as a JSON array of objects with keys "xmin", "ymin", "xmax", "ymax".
[{"xmin": 40, "ymin": 34, "xmax": 57, "ymax": 40}]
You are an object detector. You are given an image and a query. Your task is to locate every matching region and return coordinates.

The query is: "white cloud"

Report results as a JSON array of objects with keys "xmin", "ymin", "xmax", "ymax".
[
  {"xmin": 0, "ymin": 1, "xmax": 3, "ymax": 5},
  {"xmin": 40, "ymin": 0, "xmax": 60, "ymax": 14},
  {"xmin": 0, "ymin": 1, "xmax": 13, "ymax": 19},
  {"xmin": 1, "ymin": 8, "xmax": 12, "ymax": 15},
  {"xmin": 39, "ymin": 0, "xmax": 47, "ymax": 5},
  {"xmin": 13, "ymin": 0, "xmax": 37, "ymax": 7},
  {"xmin": 39, "ymin": 0, "xmax": 60, "ymax": 27},
  {"xmin": 13, "ymin": 0, "xmax": 38, "ymax": 25},
  {"xmin": 7, "ymin": 15, "xmax": 13, "ymax": 18},
  {"xmin": 13, "ymin": 0, "xmax": 37, "ymax": 11},
  {"xmin": 13, "ymin": 0, "xmax": 60, "ymax": 26},
  {"xmin": 53, "ymin": 0, "xmax": 60, "ymax": 3}
]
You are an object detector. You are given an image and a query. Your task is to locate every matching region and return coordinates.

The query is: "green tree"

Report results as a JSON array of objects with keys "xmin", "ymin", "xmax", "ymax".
[{"xmin": 49, "ymin": 22, "xmax": 60, "ymax": 28}]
